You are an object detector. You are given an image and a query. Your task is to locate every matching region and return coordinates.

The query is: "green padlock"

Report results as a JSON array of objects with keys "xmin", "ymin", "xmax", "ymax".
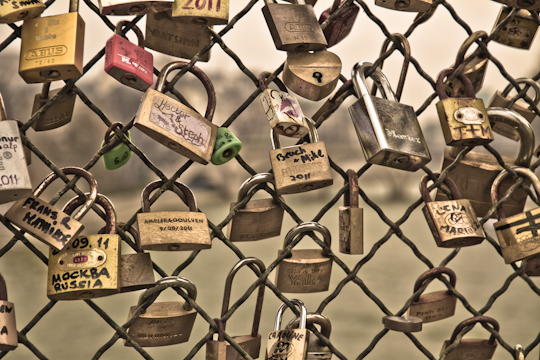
[
  {"xmin": 211, "ymin": 127, "xmax": 242, "ymax": 165},
  {"xmin": 101, "ymin": 122, "xmax": 133, "ymax": 170}
]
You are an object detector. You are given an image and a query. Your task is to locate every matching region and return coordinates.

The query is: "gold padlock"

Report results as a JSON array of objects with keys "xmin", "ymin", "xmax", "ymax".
[
  {"xmin": 172, "ymin": 0, "xmax": 229, "ymax": 25},
  {"xmin": 31, "ymin": 82, "xmax": 77, "ymax": 131},
  {"xmin": 0, "ymin": 0, "xmax": 44, "ymax": 23},
  {"xmin": 440, "ymin": 316, "xmax": 499, "ymax": 360},
  {"xmin": 0, "ymin": 273, "xmax": 17, "ymax": 351},
  {"xmin": 492, "ymin": 6, "xmax": 539, "ymax": 49},
  {"xmin": 286, "ymin": 312, "xmax": 333, "ymax": 360},
  {"xmin": 339, "ymin": 169, "xmax": 363, "ymax": 254},
  {"xmin": 266, "ymin": 299, "xmax": 309, "ymax": 360}
]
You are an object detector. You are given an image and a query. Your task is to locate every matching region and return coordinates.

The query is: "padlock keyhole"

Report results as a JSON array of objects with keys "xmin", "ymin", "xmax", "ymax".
[{"xmin": 313, "ymin": 72, "xmax": 323, "ymax": 83}]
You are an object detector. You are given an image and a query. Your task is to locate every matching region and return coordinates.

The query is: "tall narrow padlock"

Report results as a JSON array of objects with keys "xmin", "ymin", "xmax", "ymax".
[
  {"xmin": 349, "ymin": 61, "xmax": 431, "ymax": 171},
  {"xmin": 0, "ymin": 274, "xmax": 17, "ymax": 351},
  {"xmin": 31, "ymin": 82, "xmax": 76, "ymax": 131},
  {"xmin": 283, "ymin": 50, "xmax": 342, "ymax": 101},
  {"xmin": 408, "ymin": 267, "xmax": 457, "ymax": 323},
  {"xmin": 19, "ymin": 0, "xmax": 85, "ymax": 83},
  {"xmin": 227, "ymin": 173, "xmax": 284, "ymax": 242},
  {"xmin": 339, "ymin": 169, "xmax": 363, "ymax": 254},
  {"xmin": 105, "ymin": 21, "xmax": 154, "ymax": 92},
  {"xmin": 134, "ymin": 61, "xmax": 218, "ymax": 164},
  {"xmin": 318, "ymin": 0, "xmax": 359, "ymax": 48},
  {"xmin": 436, "ymin": 68, "xmax": 493, "ymax": 146},
  {"xmin": 275, "ymin": 222, "xmax": 332, "ymax": 293},
  {"xmin": 101, "ymin": 122, "xmax": 133, "ymax": 170},
  {"xmin": 266, "ymin": 299, "xmax": 308, "ymax": 360},
  {"xmin": 492, "ymin": 6, "xmax": 538, "ymax": 49},
  {"xmin": 137, "ymin": 180, "xmax": 211, "ymax": 251},
  {"xmin": 374, "ymin": 0, "xmax": 432, "ymax": 12},
  {"xmin": 259, "ymin": 71, "xmax": 309, "ymax": 138},
  {"xmin": 4, "ymin": 167, "xmax": 97, "ymax": 251},
  {"xmin": 493, "ymin": 0, "xmax": 540, "ymax": 10},
  {"xmin": 441, "ymin": 316, "xmax": 499, "ymax": 360},
  {"xmin": 126, "ymin": 276, "xmax": 198, "ymax": 347},
  {"xmin": 47, "ymin": 193, "xmax": 120, "ymax": 300},
  {"xmin": 435, "ymin": 107, "xmax": 534, "ymax": 219},
  {"xmin": 0, "ymin": 0, "xmax": 44, "ymax": 23},
  {"xmin": 99, "ymin": 0, "xmax": 172, "ymax": 15},
  {"xmin": 262, "ymin": 0, "xmax": 327, "ymax": 52},
  {"xmin": 211, "ymin": 127, "xmax": 242, "ymax": 165},
  {"xmin": 421, "ymin": 174, "xmax": 485, "ymax": 247},
  {"xmin": 286, "ymin": 313, "xmax": 332, "ymax": 360},
  {"xmin": 172, "ymin": 0, "xmax": 228, "ymax": 25},
  {"xmin": 206, "ymin": 257, "xmax": 266, "ymax": 360}
]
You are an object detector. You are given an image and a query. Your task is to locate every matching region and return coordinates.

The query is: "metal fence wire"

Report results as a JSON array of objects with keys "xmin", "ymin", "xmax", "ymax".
[{"xmin": 1, "ymin": 0, "xmax": 540, "ymax": 359}]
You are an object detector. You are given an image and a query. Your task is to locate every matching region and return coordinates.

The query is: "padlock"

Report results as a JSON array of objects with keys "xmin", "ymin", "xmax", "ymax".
[
  {"xmin": 172, "ymin": 0, "xmax": 228, "ymax": 25},
  {"xmin": 382, "ymin": 315, "xmax": 422, "ymax": 333},
  {"xmin": 0, "ymin": 0, "xmax": 44, "ymax": 23},
  {"xmin": 493, "ymin": 0, "xmax": 540, "ymax": 10},
  {"xmin": 0, "ymin": 273, "xmax": 17, "ymax": 351},
  {"xmin": 440, "ymin": 316, "xmax": 499, "ymax": 360},
  {"xmin": 286, "ymin": 313, "xmax": 332, "ymax": 360},
  {"xmin": 283, "ymin": 50, "xmax": 342, "ymax": 101},
  {"xmin": 206, "ymin": 257, "xmax": 265, "ymax": 360},
  {"xmin": 275, "ymin": 222, "xmax": 332, "ymax": 293},
  {"xmin": 435, "ymin": 68, "xmax": 493, "ymax": 147},
  {"xmin": 435, "ymin": 107, "xmax": 534, "ymax": 219},
  {"xmin": 339, "ymin": 169, "xmax": 363, "ymax": 254},
  {"xmin": 211, "ymin": 127, "xmax": 242, "ymax": 165},
  {"xmin": 421, "ymin": 173, "xmax": 485, "ymax": 247},
  {"xmin": 374, "ymin": 0, "xmax": 432, "ymax": 12},
  {"xmin": 408, "ymin": 267, "xmax": 457, "ymax": 323},
  {"xmin": 266, "ymin": 299, "xmax": 308, "ymax": 360},
  {"xmin": 4, "ymin": 167, "xmax": 97, "ymax": 251},
  {"xmin": 134, "ymin": 61, "xmax": 218, "ymax": 164},
  {"xmin": 0, "ymin": 96, "xmax": 31, "ymax": 166},
  {"xmin": 492, "ymin": 6, "xmax": 538, "ymax": 49},
  {"xmin": 105, "ymin": 21, "xmax": 154, "ymax": 92},
  {"xmin": 145, "ymin": 10, "xmax": 212, "ymax": 62},
  {"xmin": 99, "ymin": 0, "xmax": 171, "ymax": 15},
  {"xmin": 259, "ymin": 71, "xmax": 309, "ymax": 138},
  {"xmin": 19, "ymin": 0, "xmax": 85, "ymax": 83},
  {"xmin": 270, "ymin": 119, "xmax": 333, "ymax": 195},
  {"xmin": 488, "ymin": 78, "xmax": 540, "ymax": 140},
  {"xmin": 318, "ymin": 0, "xmax": 359, "ymax": 48},
  {"xmin": 47, "ymin": 193, "xmax": 120, "ymax": 300},
  {"xmin": 137, "ymin": 180, "xmax": 211, "ymax": 251},
  {"xmin": 101, "ymin": 122, "xmax": 133, "ymax": 170},
  {"xmin": 31, "ymin": 82, "xmax": 77, "ymax": 131},
  {"xmin": 262, "ymin": 0, "xmax": 327, "ymax": 52},
  {"xmin": 227, "ymin": 173, "xmax": 284, "ymax": 242},
  {"xmin": 349, "ymin": 61, "xmax": 431, "ymax": 171},
  {"xmin": 126, "ymin": 276, "xmax": 198, "ymax": 347}
]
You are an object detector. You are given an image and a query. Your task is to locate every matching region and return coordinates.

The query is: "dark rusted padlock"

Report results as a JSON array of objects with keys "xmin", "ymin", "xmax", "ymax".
[
  {"xmin": 339, "ymin": 169, "xmax": 363, "ymax": 254},
  {"xmin": 440, "ymin": 316, "xmax": 499, "ymax": 360},
  {"xmin": 318, "ymin": 0, "xmax": 359, "ymax": 48},
  {"xmin": 31, "ymin": 82, "xmax": 76, "ymax": 131},
  {"xmin": 492, "ymin": 6, "xmax": 539, "ymax": 49},
  {"xmin": 0, "ymin": 273, "xmax": 17, "ymax": 351}
]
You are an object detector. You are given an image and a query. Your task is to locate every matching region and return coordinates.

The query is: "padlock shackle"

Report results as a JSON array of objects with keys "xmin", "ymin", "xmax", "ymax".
[
  {"xmin": 140, "ymin": 180, "xmax": 196, "ymax": 213},
  {"xmin": 413, "ymin": 267, "xmax": 457, "ymax": 293},
  {"xmin": 34, "ymin": 167, "xmax": 98, "ymax": 221},
  {"xmin": 0, "ymin": 273, "xmax": 7, "ymax": 301},
  {"xmin": 285, "ymin": 312, "xmax": 332, "ymax": 346},
  {"xmin": 274, "ymin": 299, "xmax": 307, "ymax": 331},
  {"xmin": 343, "ymin": 169, "xmax": 359, "ymax": 208},
  {"xmin": 237, "ymin": 173, "xmax": 277, "ymax": 202},
  {"xmin": 372, "ymin": 33, "xmax": 411, "ymax": 101},
  {"xmin": 63, "ymin": 193, "xmax": 116, "ymax": 234},
  {"xmin": 40, "ymin": 82, "xmax": 51, "ymax": 100},
  {"xmin": 137, "ymin": 276, "xmax": 197, "ymax": 311},
  {"xmin": 352, "ymin": 61, "xmax": 396, "ymax": 102},
  {"xmin": 420, "ymin": 173, "xmax": 462, "ymax": 203},
  {"xmin": 491, "ymin": 167, "xmax": 540, "ymax": 220},
  {"xmin": 448, "ymin": 316, "xmax": 499, "ymax": 345},
  {"xmin": 258, "ymin": 71, "xmax": 288, "ymax": 93},
  {"xmin": 282, "ymin": 222, "xmax": 332, "ymax": 256},
  {"xmin": 515, "ymin": 344, "xmax": 525, "ymax": 360},
  {"xmin": 436, "ymin": 68, "xmax": 475, "ymax": 100},
  {"xmin": 454, "ymin": 31, "xmax": 488, "ymax": 68},
  {"xmin": 155, "ymin": 61, "xmax": 216, "ymax": 122},
  {"xmin": 115, "ymin": 21, "xmax": 145, "ymax": 48},
  {"xmin": 213, "ymin": 318, "xmax": 225, "ymax": 342},
  {"xmin": 69, "ymin": 0, "xmax": 79, "ymax": 12},
  {"xmin": 103, "ymin": 122, "xmax": 125, "ymax": 145},
  {"xmin": 98, "ymin": 222, "xmax": 143, "ymax": 253},
  {"xmin": 271, "ymin": 117, "xmax": 318, "ymax": 150},
  {"xmin": 502, "ymin": 78, "xmax": 540, "ymax": 106},
  {"xmin": 0, "ymin": 93, "xmax": 7, "ymax": 121},
  {"xmin": 221, "ymin": 257, "xmax": 266, "ymax": 337}
]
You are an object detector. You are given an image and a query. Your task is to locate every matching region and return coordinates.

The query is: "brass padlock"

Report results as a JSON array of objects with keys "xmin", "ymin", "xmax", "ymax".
[
  {"xmin": 492, "ymin": 6, "xmax": 539, "ymax": 49},
  {"xmin": 440, "ymin": 316, "xmax": 499, "ymax": 360},
  {"xmin": 4, "ymin": 167, "xmax": 97, "ymax": 251},
  {"xmin": 262, "ymin": 0, "xmax": 327, "ymax": 52},
  {"xmin": 0, "ymin": 273, "xmax": 17, "ymax": 351},
  {"xmin": 374, "ymin": 0, "xmax": 431, "ymax": 12},
  {"xmin": 227, "ymin": 173, "xmax": 284, "ymax": 242},
  {"xmin": 318, "ymin": 0, "xmax": 359, "ymax": 48},
  {"xmin": 275, "ymin": 222, "xmax": 332, "ymax": 293},
  {"xmin": 435, "ymin": 107, "xmax": 534, "ymax": 219},
  {"xmin": 0, "ymin": 0, "xmax": 44, "ymax": 23},
  {"xmin": 339, "ymin": 169, "xmax": 363, "ymax": 254},
  {"xmin": 493, "ymin": 0, "xmax": 540, "ymax": 10},
  {"xmin": 286, "ymin": 312, "xmax": 332, "ymax": 360},
  {"xmin": 134, "ymin": 61, "xmax": 218, "ymax": 164},
  {"xmin": 258, "ymin": 71, "xmax": 309, "ymax": 138},
  {"xmin": 266, "ymin": 299, "xmax": 308, "ymax": 360},
  {"xmin": 31, "ymin": 82, "xmax": 76, "ymax": 131},
  {"xmin": 137, "ymin": 180, "xmax": 211, "ymax": 251},
  {"xmin": 126, "ymin": 276, "xmax": 198, "ymax": 347},
  {"xmin": 270, "ymin": 119, "xmax": 333, "ymax": 195},
  {"xmin": 99, "ymin": 0, "xmax": 172, "ymax": 15},
  {"xmin": 172, "ymin": 0, "xmax": 228, "ymax": 25},
  {"xmin": 408, "ymin": 267, "xmax": 457, "ymax": 323},
  {"xmin": 47, "ymin": 193, "xmax": 120, "ymax": 300},
  {"xmin": 19, "ymin": 0, "xmax": 85, "ymax": 83},
  {"xmin": 488, "ymin": 78, "xmax": 540, "ymax": 141},
  {"xmin": 421, "ymin": 173, "xmax": 485, "ymax": 248},
  {"xmin": 349, "ymin": 61, "xmax": 431, "ymax": 171},
  {"xmin": 435, "ymin": 68, "xmax": 493, "ymax": 147},
  {"xmin": 206, "ymin": 257, "xmax": 265, "ymax": 360},
  {"xmin": 382, "ymin": 315, "xmax": 422, "ymax": 333}
]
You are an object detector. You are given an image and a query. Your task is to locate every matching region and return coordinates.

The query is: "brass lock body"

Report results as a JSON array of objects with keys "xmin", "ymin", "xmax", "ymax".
[
  {"xmin": 266, "ymin": 300, "xmax": 309, "ymax": 360},
  {"xmin": 31, "ymin": 83, "xmax": 76, "ymax": 131},
  {"xmin": 440, "ymin": 316, "xmax": 498, "ymax": 360},
  {"xmin": 0, "ymin": 274, "xmax": 17, "ymax": 351},
  {"xmin": 0, "ymin": 0, "xmax": 44, "ymax": 24},
  {"xmin": 492, "ymin": 6, "xmax": 538, "ymax": 49},
  {"xmin": 339, "ymin": 169, "xmax": 363, "ymax": 254},
  {"xmin": 374, "ymin": 0, "xmax": 432, "ymax": 12},
  {"xmin": 172, "ymin": 0, "xmax": 229, "ymax": 25},
  {"xmin": 286, "ymin": 312, "xmax": 333, "ymax": 360}
]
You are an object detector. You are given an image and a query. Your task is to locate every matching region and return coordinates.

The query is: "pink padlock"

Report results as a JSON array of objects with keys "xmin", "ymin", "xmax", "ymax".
[{"xmin": 104, "ymin": 21, "xmax": 154, "ymax": 92}]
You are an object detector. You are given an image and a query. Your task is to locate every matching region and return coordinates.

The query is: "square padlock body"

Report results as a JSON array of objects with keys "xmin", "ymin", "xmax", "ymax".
[
  {"xmin": 494, "ymin": 206, "xmax": 540, "ymax": 264},
  {"xmin": 31, "ymin": 88, "xmax": 76, "ymax": 131}
]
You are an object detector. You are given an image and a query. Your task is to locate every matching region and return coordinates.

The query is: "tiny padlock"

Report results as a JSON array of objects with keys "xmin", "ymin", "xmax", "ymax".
[
  {"xmin": 227, "ymin": 173, "xmax": 284, "ymax": 242},
  {"xmin": 408, "ymin": 267, "xmax": 457, "ymax": 323},
  {"xmin": 270, "ymin": 119, "xmax": 333, "ymax": 195},
  {"xmin": 283, "ymin": 49, "xmax": 342, "ymax": 101},
  {"xmin": 19, "ymin": 0, "xmax": 85, "ymax": 83},
  {"xmin": 99, "ymin": 0, "xmax": 171, "ymax": 15},
  {"xmin": 172, "ymin": 0, "xmax": 228, "ymax": 25},
  {"xmin": 286, "ymin": 312, "xmax": 332, "ymax": 360},
  {"xmin": 339, "ymin": 169, "xmax": 363, "ymax": 254},
  {"xmin": 101, "ymin": 122, "xmax": 133, "ymax": 170},
  {"xmin": 31, "ymin": 82, "xmax": 76, "ymax": 131},
  {"xmin": 435, "ymin": 68, "xmax": 493, "ymax": 147},
  {"xmin": 134, "ymin": 61, "xmax": 218, "ymax": 164},
  {"xmin": 318, "ymin": 0, "xmax": 359, "ymax": 48},
  {"xmin": 0, "ymin": 273, "xmax": 17, "ymax": 351},
  {"xmin": 266, "ymin": 299, "xmax": 308, "ymax": 360},
  {"xmin": 0, "ymin": 0, "xmax": 44, "ymax": 23},
  {"xmin": 275, "ymin": 222, "xmax": 332, "ymax": 293},
  {"xmin": 47, "ymin": 193, "xmax": 121, "ymax": 300},
  {"xmin": 349, "ymin": 61, "xmax": 431, "ymax": 171},
  {"xmin": 262, "ymin": 0, "xmax": 327, "ymax": 52},
  {"xmin": 440, "ymin": 316, "xmax": 499, "ymax": 360},
  {"xmin": 492, "ymin": 6, "xmax": 539, "ymax": 49},
  {"xmin": 374, "ymin": 0, "xmax": 432, "ymax": 12},
  {"xmin": 126, "ymin": 276, "xmax": 197, "ymax": 347},
  {"xmin": 211, "ymin": 127, "xmax": 242, "ymax": 165},
  {"xmin": 137, "ymin": 180, "xmax": 211, "ymax": 251},
  {"xmin": 382, "ymin": 315, "xmax": 422, "ymax": 333},
  {"xmin": 4, "ymin": 167, "xmax": 97, "ymax": 251},
  {"xmin": 105, "ymin": 21, "xmax": 154, "ymax": 92}
]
